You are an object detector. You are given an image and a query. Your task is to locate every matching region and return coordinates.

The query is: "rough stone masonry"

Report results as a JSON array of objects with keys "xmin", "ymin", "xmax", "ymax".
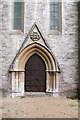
[{"xmin": 1, "ymin": 0, "xmax": 78, "ymax": 97}]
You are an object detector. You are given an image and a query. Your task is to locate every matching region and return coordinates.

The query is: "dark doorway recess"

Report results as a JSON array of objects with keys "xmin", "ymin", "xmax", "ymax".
[{"xmin": 25, "ymin": 54, "xmax": 46, "ymax": 92}]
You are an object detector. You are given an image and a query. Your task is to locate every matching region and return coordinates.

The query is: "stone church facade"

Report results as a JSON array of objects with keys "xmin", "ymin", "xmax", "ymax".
[{"xmin": 1, "ymin": 0, "xmax": 78, "ymax": 97}]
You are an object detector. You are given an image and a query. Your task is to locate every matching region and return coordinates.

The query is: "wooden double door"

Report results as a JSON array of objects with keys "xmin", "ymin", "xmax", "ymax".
[{"xmin": 25, "ymin": 54, "xmax": 46, "ymax": 92}]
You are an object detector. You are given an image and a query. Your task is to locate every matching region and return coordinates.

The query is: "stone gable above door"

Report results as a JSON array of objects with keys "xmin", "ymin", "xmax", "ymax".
[
  {"xmin": 9, "ymin": 23, "xmax": 60, "ymax": 73},
  {"xmin": 19, "ymin": 23, "xmax": 50, "ymax": 53}
]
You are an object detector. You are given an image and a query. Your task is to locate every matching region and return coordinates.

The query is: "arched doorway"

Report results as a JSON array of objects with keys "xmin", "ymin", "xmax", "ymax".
[
  {"xmin": 25, "ymin": 53, "xmax": 46, "ymax": 92},
  {"xmin": 9, "ymin": 23, "xmax": 60, "ymax": 97}
]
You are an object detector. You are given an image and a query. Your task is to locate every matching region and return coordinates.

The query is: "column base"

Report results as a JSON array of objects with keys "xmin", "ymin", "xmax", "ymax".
[{"xmin": 11, "ymin": 91, "xmax": 24, "ymax": 98}]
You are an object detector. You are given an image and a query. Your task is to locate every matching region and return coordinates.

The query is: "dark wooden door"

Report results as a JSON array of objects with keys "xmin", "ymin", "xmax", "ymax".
[{"xmin": 25, "ymin": 54, "xmax": 46, "ymax": 92}]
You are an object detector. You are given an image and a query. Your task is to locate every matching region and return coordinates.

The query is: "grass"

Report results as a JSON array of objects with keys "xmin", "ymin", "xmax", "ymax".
[
  {"xmin": 20, "ymin": 96, "xmax": 26, "ymax": 99},
  {"xmin": 67, "ymin": 95, "xmax": 78, "ymax": 100}
]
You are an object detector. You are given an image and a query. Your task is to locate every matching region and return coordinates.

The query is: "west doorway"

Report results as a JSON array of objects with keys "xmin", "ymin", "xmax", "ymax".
[{"xmin": 25, "ymin": 54, "xmax": 46, "ymax": 92}]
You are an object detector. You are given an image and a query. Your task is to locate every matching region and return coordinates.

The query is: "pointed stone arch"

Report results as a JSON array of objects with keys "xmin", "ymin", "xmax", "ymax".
[
  {"xmin": 9, "ymin": 23, "xmax": 60, "ymax": 97},
  {"xmin": 18, "ymin": 43, "xmax": 56, "ymax": 71}
]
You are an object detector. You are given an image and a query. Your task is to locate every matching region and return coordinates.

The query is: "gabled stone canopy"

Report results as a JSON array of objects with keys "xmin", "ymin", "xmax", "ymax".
[
  {"xmin": 9, "ymin": 23, "xmax": 60, "ymax": 72},
  {"xmin": 20, "ymin": 23, "xmax": 50, "ymax": 51}
]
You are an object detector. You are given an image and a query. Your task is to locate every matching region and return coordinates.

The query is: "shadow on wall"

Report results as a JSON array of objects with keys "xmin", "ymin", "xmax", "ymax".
[
  {"xmin": 78, "ymin": 1, "xmax": 80, "ymax": 100},
  {"xmin": 78, "ymin": 1, "xmax": 80, "ymax": 119}
]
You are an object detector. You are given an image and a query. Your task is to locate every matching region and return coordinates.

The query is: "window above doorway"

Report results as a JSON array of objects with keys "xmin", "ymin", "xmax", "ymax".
[
  {"xmin": 50, "ymin": 0, "xmax": 62, "ymax": 33},
  {"xmin": 13, "ymin": 0, "xmax": 24, "ymax": 33}
]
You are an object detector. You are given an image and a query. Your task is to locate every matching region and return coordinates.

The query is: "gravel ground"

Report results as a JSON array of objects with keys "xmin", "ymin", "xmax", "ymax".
[{"xmin": 1, "ymin": 95, "xmax": 78, "ymax": 118}]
